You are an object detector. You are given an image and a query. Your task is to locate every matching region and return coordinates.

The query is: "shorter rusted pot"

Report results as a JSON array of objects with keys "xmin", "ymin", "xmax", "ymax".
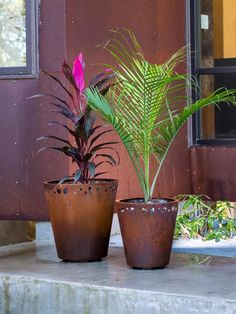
[
  {"xmin": 44, "ymin": 179, "xmax": 118, "ymax": 262},
  {"xmin": 116, "ymin": 198, "xmax": 178, "ymax": 269}
]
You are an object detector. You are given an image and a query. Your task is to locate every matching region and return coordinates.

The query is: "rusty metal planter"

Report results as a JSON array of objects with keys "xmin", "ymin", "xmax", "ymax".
[
  {"xmin": 116, "ymin": 198, "xmax": 178, "ymax": 269},
  {"xmin": 44, "ymin": 179, "xmax": 118, "ymax": 262}
]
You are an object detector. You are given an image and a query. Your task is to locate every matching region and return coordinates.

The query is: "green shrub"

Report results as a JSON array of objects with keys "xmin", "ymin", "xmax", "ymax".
[{"xmin": 174, "ymin": 194, "xmax": 236, "ymax": 242}]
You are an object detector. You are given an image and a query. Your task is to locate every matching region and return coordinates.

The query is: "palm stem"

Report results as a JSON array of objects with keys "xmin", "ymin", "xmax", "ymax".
[{"xmin": 144, "ymin": 153, "xmax": 150, "ymax": 202}]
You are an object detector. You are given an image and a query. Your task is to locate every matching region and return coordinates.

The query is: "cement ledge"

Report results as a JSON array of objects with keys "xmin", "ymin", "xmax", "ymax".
[
  {"xmin": 0, "ymin": 243, "xmax": 236, "ymax": 314},
  {"xmin": 1, "ymin": 274, "xmax": 236, "ymax": 314}
]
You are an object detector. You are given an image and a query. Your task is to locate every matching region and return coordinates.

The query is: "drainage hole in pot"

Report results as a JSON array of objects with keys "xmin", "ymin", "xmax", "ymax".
[
  {"xmin": 84, "ymin": 191, "xmax": 88, "ymax": 194},
  {"xmin": 96, "ymin": 187, "xmax": 99, "ymax": 191},
  {"xmin": 78, "ymin": 187, "xmax": 83, "ymax": 192},
  {"xmin": 63, "ymin": 188, "xmax": 68, "ymax": 194},
  {"xmin": 56, "ymin": 189, "xmax": 61, "ymax": 194},
  {"xmin": 88, "ymin": 186, "xmax": 92, "ymax": 192}
]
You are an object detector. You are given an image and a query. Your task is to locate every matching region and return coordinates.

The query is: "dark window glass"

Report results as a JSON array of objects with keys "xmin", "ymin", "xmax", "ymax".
[
  {"xmin": 198, "ymin": 74, "xmax": 236, "ymax": 140},
  {"xmin": 191, "ymin": 0, "xmax": 236, "ymax": 144}
]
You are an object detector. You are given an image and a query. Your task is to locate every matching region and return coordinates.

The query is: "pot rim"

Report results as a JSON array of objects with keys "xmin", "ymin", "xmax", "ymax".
[
  {"xmin": 115, "ymin": 197, "xmax": 178, "ymax": 210},
  {"xmin": 116, "ymin": 197, "xmax": 178, "ymax": 203},
  {"xmin": 44, "ymin": 178, "xmax": 118, "ymax": 187}
]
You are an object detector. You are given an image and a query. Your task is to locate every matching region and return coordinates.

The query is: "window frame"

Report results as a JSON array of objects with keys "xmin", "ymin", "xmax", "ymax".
[
  {"xmin": 0, "ymin": 0, "xmax": 38, "ymax": 79},
  {"xmin": 190, "ymin": 0, "xmax": 236, "ymax": 146}
]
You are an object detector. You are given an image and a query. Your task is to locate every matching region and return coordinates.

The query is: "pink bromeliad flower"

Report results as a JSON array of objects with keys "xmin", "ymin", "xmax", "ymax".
[
  {"xmin": 72, "ymin": 52, "xmax": 85, "ymax": 95},
  {"xmin": 71, "ymin": 53, "xmax": 114, "ymax": 113}
]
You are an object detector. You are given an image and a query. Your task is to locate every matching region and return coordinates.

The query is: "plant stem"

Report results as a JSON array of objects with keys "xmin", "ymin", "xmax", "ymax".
[{"xmin": 144, "ymin": 150, "xmax": 150, "ymax": 202}]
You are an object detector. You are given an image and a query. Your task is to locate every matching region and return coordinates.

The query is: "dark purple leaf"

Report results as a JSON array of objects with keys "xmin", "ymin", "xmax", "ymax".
[
  {"xmin": 83, "ymin": 153, "xmax": 93, "ymax": 162},
  {"xmin": 36, "ymin": 135, "xmax": 72, "ymax": 146},
  {"xmin": 99, "ymin": 85, "xmax": 110, "ymax": 96},
  {"xmin": 62, "ymin": 60, "xmax": 79, "ymax": 92},
  {"xmin": 74, "ymin": 114, "xmax": 84, "ymax": 124},
  {"xmin": 42, "ymin": 69, "xmax": 74, "ymax": 101},
  {"xmin": 90, "ymin": 124, "xmax": 107, "ymax": 135},
  {"xmin": 94, "ymin": 172, "xmax": 108, "ymax": 178},
  {"xmin": 64, "ymin": 147, "xmax": 83, "ymax": 163},
  {"xmin": 27, "ymin": 93, "xmax": 71, "ymax": 109},
  {"xmin": 37, "ymin": 145, "xmax": 82, "ymax": 166},
  {"xmin": 91, "ymin": 147, "xmax": 120, "ymax": 165},
  {"xmin": 50, "ymin": 105, "xmax": 73, "ymax": 120},
  {"xmin": 36, "ymin": 147, "xmax": 48, "ymax": 155},
  {"xmin": 50, "ymin": 102, "xmax": 74, "ymax": 115},
  {"xmin": 75, "ymin": 124, "xmax": 87, "ymax": 142},
  {"xmin": 94, "ymin": 153, "xmax": 117, "ymax": 166},
  {"xmin": 90, "ymin": 141, "xmax": 118, "ymax": 154},
  {"xmin": 95, "ymin": 160, "xmax": 113, "ymax": 168},
  {"xmin": 88, "ymin": 129, "xmax": 113, "ymax": 149},
  {"xmin": 36, "ymin": 146, "xmax": 69, "ymax": 155},
  {"xmin": 48, "ymin": 121, "xmax": 76, "ymax": 136},
  {"xmin": 94, "ymin": 78, "xmax": 110, "ymax": 90},
  {"xmin": 89, "ymin": 72, "xmax": 106, "ymax": 87},
  {"xmin": 50, "ymin": 108, "xmax": 75, "ymax": 123}
]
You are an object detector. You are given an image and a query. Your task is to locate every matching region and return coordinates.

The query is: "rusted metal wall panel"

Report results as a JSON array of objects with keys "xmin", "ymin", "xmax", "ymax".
[
  {"xmin": 0, "ymin": 81, "xmax": 19, "ymax": 215},
  {"xmin": 0, "ymin": 0, "xmax": 69, "ymax": 220},
  {"xmin": 68, "ymin": 0, "xmax": 191, "ymax": 201},
  {"xmin": 0, "ymin": 0, "xmax": 191, "ymax": 221},
  {"xmin": 191, "ymin": 146, "xmax": 236, "ymax": 201},
  {"xmin": 39, "ymin": 1, "xmax": 67, "ymax": 72}
]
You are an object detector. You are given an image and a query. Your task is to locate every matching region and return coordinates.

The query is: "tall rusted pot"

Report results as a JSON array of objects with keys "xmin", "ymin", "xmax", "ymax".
[
  {"xmin": 116, "ymin": 198, "xmax": 178, "ymax": 269},
  {"xmin": 44, "ymin": 179, "xmax": 118, "ymax": 262}
]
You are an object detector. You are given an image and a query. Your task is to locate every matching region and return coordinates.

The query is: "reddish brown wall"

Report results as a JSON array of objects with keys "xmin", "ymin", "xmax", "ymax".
[
  {"xmin": 0, "ymin": 0, "xmax": 191, "ymax": 220},
  {"xmin": 69, "ymin": 0, "xmax": 191, "ymax": 201},
  {"xmin": 191, "ymin": 146, "xmax": 236, "ymax": 201},
  {"xmin": 0, "ymin": 0, "xmax": 69, "ymax": 220}
]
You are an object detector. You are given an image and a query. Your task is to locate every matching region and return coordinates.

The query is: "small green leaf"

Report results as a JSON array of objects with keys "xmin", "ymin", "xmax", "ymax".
[
  {"xmin": 88, "ymin": 162, "xmax": 96, "ymax": 178},
  {"xmin": 59, "ymin": 176, "xmax": 72, "ymax": 184},
  {"xmin": 74, "ymin": 169, "xmax": 83, "ymax": 183}
]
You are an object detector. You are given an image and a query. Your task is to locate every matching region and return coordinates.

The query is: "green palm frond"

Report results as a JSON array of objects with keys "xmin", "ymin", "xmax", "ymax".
[{"xmin": 86, "ymin": 29, "xmax": 236, "ymax": 202}]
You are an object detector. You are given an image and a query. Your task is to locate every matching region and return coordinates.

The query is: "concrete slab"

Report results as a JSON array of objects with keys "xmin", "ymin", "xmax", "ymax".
[
  {"xmin": 110, "ymin": 234, "xmax": 236, "ymax": 257},
  {"xmin": 0, "ymin": 242, "xmax": 236, "ymax": 313}
]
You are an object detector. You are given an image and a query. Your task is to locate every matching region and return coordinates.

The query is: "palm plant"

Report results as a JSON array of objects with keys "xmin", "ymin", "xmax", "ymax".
[{"xmin": 86, "ymin": 30, "xmax": 236, "ymax": 202}]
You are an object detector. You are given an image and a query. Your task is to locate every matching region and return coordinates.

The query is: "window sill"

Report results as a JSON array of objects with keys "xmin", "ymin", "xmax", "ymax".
[{"xmin": 0, "ymin": 72, "xmax": 38, "ymax": 80}]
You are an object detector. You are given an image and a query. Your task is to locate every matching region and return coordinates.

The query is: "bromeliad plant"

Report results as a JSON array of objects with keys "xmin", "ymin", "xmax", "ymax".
[
  {"xmin": 34, "ymin": 53, "xmax": 118, "ymax": 183},
  {"xmin": 86, "ymin": 29, "xmax": 236, "ymax": 202}
]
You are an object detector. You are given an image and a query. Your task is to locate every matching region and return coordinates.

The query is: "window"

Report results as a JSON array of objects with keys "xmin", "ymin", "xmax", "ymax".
[
  {"xmin": 0, "ymin": 0, "xmax": 37, "ymax": 77},
  {"xmin": 190, "ymin": 0, "xmax": 236, "ymax": 145}
]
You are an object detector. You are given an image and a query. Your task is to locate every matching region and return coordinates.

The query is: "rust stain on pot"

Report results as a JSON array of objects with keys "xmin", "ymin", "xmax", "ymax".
[
  {"xmin": 116, "ymin": 198, "xmax": 178, "ymax": 269},
  {"xmin": 44, "ymin": 179, "xmax": 118, "ymax": 262}
]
